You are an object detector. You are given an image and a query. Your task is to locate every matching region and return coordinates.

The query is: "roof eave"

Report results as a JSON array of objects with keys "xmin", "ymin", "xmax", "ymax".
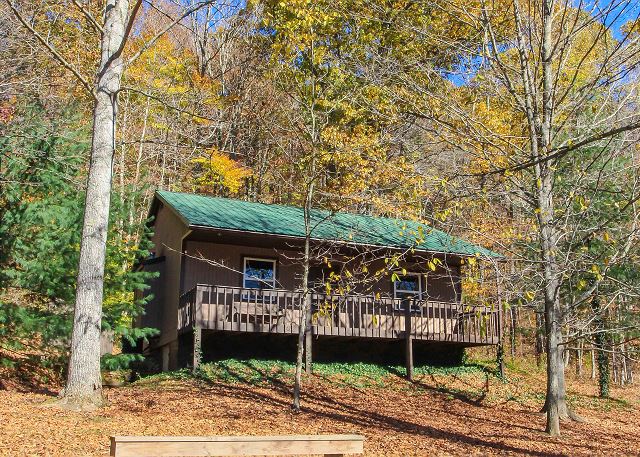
[
  {"xmin": 150, "ymin": 191, "xmax": 191, "ymax": 228},
  {"xmin": 187, "ymin": 223, "xmax": 505, "ymax": 261}
]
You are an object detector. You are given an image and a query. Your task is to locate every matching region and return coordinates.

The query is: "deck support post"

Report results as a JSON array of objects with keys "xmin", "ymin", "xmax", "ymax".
[
  {"xmin": 192, "ymin": 287, "xmax": 203, "ymax": 373},
  {"xmin": 192, "ymin": 326, "xmax": 202, "ymax": 373},
  {"xmin": 304, "ymin": 293, "xmax": 313, "ymax": 374},
  {"xmin": 404, "ymin": 299, "xmax": 413, "ymax": 381}
]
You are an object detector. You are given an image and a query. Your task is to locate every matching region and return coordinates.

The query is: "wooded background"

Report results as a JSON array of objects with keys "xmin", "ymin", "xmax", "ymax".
[{"xmin": 0, "ymin": 0, "xmax": 639, "ymax": 436}]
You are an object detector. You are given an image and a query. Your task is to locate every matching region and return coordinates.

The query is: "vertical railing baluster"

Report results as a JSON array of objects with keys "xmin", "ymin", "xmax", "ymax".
[
  {"xmin": 358, "ymin": 296, "xmax": 362, "ymax": 337},
  {"xmin": 350, "ymin": 296, "xmax": 354, "ymax": 336},
  {"xmin": 470, "ymin": 306, "xmax": 474, "ymax": 342},
  {"xmin": 376, "ymin": 298, "xmax": 381, "ymax": 338},
  {"xmin": 205, "ymin": 286, "xmax": 211, "ymax": 328},
  {"xmin": 290, "ymin": 292, "xmax": 294, "ymax": 334},
  {"xmin": 213, "ymin": 286, "xmax": 218, "ymax": 331},
  {"xmin": 456, "ymin": 303, "xmax": 460, "ymax": 342},
  {"xmin": 258, "ymin": 290, "xmax": 263, "ymax": 331},
  {"xmin": 226, "ymin": 287, "xmax": 230, "ymax": 331},
  {"xmin": 486, "ymin": 306, "xmax": 491, "ymax": 344},
  {"xmin": 419, "ymin": 299, "xmax": 424, "ymax": 340},
  {"xmin": 233, "ymin": 288, "xmax": 238, "ymax": 331},
  {"xmin": 269, "ymin": 290, "xmax": 274, "ymax": 333},
  {"xmin": 331, "ymin": 293, "xmax": 335, "ymax": 335},
  {"xmin": 289, "ymin": 292, "xmax": 292, "ymax": 334},
  {"xmin": 377, "ymin": 299, "xmax": 381, "ymax": 339}
]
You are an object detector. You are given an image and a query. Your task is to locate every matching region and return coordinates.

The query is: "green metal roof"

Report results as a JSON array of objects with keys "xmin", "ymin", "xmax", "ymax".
[{"xmin": 155, "ymin": 191, "xmax": 502, "ymax": 259}]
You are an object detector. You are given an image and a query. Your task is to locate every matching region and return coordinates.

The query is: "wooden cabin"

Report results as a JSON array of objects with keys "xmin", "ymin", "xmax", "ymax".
[{"xmin": 136, "ymin": 191, "xmax": 504, "ymax": 371}]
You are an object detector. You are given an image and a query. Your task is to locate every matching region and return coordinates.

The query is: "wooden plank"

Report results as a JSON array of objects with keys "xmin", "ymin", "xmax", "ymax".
[
  {"xmin": 112, "ymin": 435, "xmax": 364, "ymax": 442},
  {"xmin": 110, "ymin": 435, "xmax": 364, "ymax": 457}
]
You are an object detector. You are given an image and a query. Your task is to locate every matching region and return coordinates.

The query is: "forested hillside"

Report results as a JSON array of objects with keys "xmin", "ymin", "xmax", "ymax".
[{"xmin": 1, "ymin": 0, "xmax": 639, "ymax": 441}]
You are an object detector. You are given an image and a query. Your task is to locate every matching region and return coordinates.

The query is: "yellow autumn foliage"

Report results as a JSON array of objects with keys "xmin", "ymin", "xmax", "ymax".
[{"xmin": 192, "ymin": 150, "xmax": 252, "ymax": 196}]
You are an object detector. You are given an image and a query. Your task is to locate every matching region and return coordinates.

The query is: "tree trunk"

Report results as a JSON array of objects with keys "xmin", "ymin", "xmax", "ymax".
[
  {"xmin": 544, "ymin": 297, "xmax": 562, "ymax": 436},
  {"xmin": 293, "ymin": 160, "xmax": 316, "ymax": 411},
  {"xmin": 592, "ymin": 295, "xmax": 610, "ymax": 397},
  {"xmin": 293, "ymin": 212, "xmax": 313, "ymax": 411},
  {"xmin": 576, "ymin": 342, "xmax": 583, "ymax": 378},
  {"xmin": 535, "ymin": 0, "xmax": 581, "ymax": 435},
  {"xmin": 59, "ymin": 0, "xmax": 129, "ymax": 410},
  {"xmin": 612, "ymin": 346, "xmax": 618, "ymax": 385},
  {"xmin": 292, "ymin": 42, "xmax": 319, "ymax": 410},
  {"xmin": 510, "ymin": 305, "xmax": 517, "ymax": 358},
  {"xmin": 535, "ymin": 312, "xmax": 544, "ymax": 368},
  {"xmin": 621, "ymin": 342, "xmax": 628, "ymax": 386}
]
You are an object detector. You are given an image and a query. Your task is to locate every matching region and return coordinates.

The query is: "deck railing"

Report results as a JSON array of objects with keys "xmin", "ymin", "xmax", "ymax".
[{"xmin": 178, "ymin": 284, "xmax": 500, "ymax": 345}]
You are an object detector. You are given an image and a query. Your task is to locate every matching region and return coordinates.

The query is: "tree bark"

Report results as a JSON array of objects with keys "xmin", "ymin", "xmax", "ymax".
[
  {"xmin": 510, "ymin": 305, "xmax": 517, "ymax": 358},
  {"xmin": 292, "ymin": 35, "xmax": 319, "ymax": 410},
  {"xmin": 59, "ymin": 0, "xmax": 130, "ymax": 410},
  {"xmin": 293, "ymin": 195, "xmax": 314, "ymax": 411},
  {"xmin": 535, "ymin": 312, "xmax": 544, "ymax": 368},
  {"xmin": 576, "ymin": 342, "xmax": 583, "ymax": 378},
  {"xmin": 591, "ymin": 295, "xmax": 610, "ymax": 397}
]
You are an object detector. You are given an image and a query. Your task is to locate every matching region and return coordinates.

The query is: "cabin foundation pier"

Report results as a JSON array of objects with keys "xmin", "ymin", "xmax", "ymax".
[
  {"xmin": 305, "ymin": 329, "xmax": 313, "ymax": 374},
  {"xmin": 405, "ymin": 301, "xmax": 414, "ymax": 380},
  {"xmin": 192, "ymin": 326, "xmax": 202, "ymax": 372}
]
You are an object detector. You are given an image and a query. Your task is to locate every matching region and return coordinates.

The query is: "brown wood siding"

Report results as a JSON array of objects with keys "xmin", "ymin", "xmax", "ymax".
[
  {"xmin": 150, "ymin": 204, "xmax": 189, "ymax": 350},
  {"xmin": 182, "ymin": 241, "xmax": 304, "ymax": 292},
  {"xmin": 180, "ymin": 241, "xmax": 460, "ymax": 303},
  {"xmin": 138, "ymin": 259, "xmax": 165, "ymax": 331},
  {"xmin": 330, "ymin": 257, "xmax": 461, "ymax": 303},
  {"xmin": 424, "ymin": 264, "xmax": 461, "ymax": 302}
]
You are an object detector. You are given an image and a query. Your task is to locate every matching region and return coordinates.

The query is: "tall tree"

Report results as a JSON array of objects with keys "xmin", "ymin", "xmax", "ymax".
[
  {"xmin": 256, "ymin": 0, "xmax": 422, "ymax": 409},
  {"xmin": 57, "ymin": 0, "xmax": 135, "ymax": 409},
  {"xmin": 3, "ymin": 0, "xmax": 237, "ymax": 408},
  {"xmin": 371, "ymin": 0, "xmax": 640, "ymax": 435}
]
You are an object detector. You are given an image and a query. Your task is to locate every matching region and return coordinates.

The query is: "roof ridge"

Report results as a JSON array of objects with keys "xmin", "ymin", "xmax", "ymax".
[{"xmin": 157, "ymin": 190, "xmax": 436, "ymax": 228}]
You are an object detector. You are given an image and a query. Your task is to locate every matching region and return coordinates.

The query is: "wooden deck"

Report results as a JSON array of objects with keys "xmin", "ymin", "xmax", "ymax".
[{"xmin": 178, "ymin": 285, "xmax": 501, "ymax": 346}]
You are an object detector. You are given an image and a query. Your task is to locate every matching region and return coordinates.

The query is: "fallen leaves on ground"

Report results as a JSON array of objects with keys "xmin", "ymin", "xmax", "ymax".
[{"xmin": 1, "ymin": 365, "xmax": 638, "ymax": 456}]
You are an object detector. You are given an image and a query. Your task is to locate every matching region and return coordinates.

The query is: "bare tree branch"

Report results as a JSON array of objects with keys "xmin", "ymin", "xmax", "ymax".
[{"xmin": 3, "ymin": 0, "xmax": 96, "ymax": 99}]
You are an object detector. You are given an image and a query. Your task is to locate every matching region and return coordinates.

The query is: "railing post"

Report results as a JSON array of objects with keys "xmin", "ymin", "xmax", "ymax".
[{"xmin": 404, "ymin": 297, "xmax": 413, "ymax": 381}]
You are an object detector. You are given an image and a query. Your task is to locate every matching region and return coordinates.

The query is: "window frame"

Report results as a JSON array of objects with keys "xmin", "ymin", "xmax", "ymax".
[
  {"xmin": 393, "ymin": 272, "xmax": 426, "ymax": 312},
  {"xmin": 242, "ymin": 256, "xmax": 277, "ymax": 290},
  {"xmin": 393, "ymin": 272, "xmax": 424, "ymax": 300}
]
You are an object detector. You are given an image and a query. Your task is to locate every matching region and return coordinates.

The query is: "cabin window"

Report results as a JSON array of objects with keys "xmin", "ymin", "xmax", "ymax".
[
  {"xmin": 243, "ymin": 258, "xmax": 276, "ymax": 289},
  {"xmin": 393, "ymin": 273, "xmax": 423, "ymax": 302}
]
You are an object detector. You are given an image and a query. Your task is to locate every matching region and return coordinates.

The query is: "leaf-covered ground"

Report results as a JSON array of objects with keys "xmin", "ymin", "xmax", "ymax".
[{"xmin": 1, "ymin": 359, "xmax": 639, "ymax": 456}]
